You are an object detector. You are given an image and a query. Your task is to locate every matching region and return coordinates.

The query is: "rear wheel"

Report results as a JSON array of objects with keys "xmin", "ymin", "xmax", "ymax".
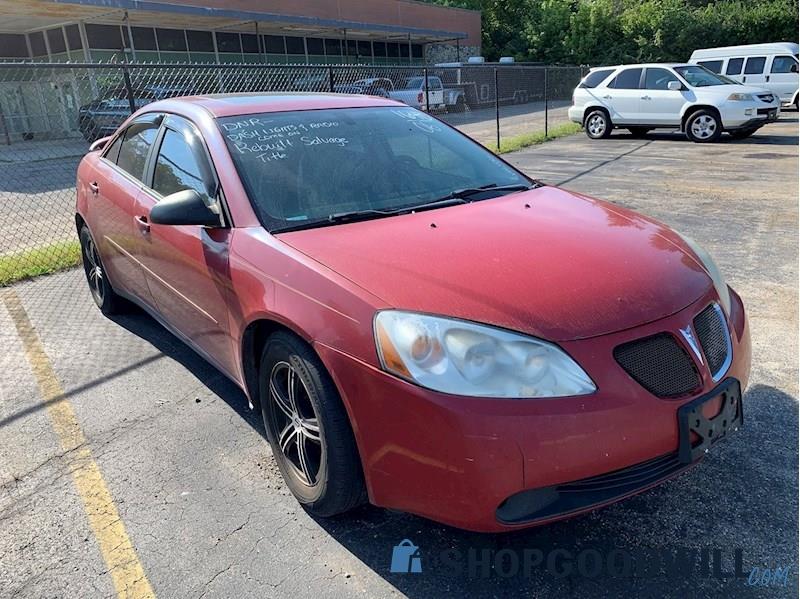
[
  {"xmin": 685, "ymin": 109, "xmax": 722, "ymax": 143},
  {"xmin": 627, "ymin": 126, "xmax": 651, "ymax": 138},
  {"xmin": 585, "ymin": 109, "xmax": 612, "ymax": 139},
  {"xmin": 79, "ymin": 224, "xmax": 124, "ymax": 315},
  {"xmin": 259, "ymin": 332, "xmax": 366, "ymax": 517}
]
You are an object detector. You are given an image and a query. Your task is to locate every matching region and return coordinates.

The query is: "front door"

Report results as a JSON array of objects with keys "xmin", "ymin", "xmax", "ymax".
[
  {"xmin": 130, "ymin": 116, "xmax": 238, "ymax": 377},
  {"xmin": 767, "ymin": 55, "xmax": 799, "ymax": 103},
  {"xmin": 640, "ymin": 68, "xmax": 685, "ymax": 126}
]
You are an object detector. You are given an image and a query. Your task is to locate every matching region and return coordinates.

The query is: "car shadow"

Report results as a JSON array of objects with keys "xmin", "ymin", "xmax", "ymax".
[
  {"xmin": 97, "ymin": 305, "xmax": 800, "ymax": 596},
  {"xmin": 615, "ymin": 130, "xmax": 798, "ymax": 146}
]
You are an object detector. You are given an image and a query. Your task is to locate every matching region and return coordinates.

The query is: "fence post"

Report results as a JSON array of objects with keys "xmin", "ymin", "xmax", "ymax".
[
  {"xmin": 423, "ymin": 67, "xmax": 430, "ymax": 112},
  {"xmin": 494, "ymin": 67, "xmax": 500, "ymax": 151},
  {"xmin": 122, "ymin": 65, "xmax": 136, "ymax": 115},
  {"xmin": 0, "ymin": 101, "xmax": 10, "ymax": 146},
  {"xmin": 328, "ymin": 66, "xmax": 335, "ymax": 92},
  {"xmin": 544, "ymin": 67, "xmax": 549, "ymax": 137}
]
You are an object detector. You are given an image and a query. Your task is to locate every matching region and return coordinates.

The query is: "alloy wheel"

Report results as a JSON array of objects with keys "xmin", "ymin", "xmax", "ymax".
[
  {"xmin": 82, "ymin": 234, "xmax": 104, "ymax": 304},
  {"xmin": 690, "ymin": 115, "xmax": 717, "ymax": 139},
  {"xmin": 268, "ymin": 361, "xmax": 323, "ymax": 486},
  {"xmin": 587, "ymin": 114, "xmax": 606, "ymax": 137}
]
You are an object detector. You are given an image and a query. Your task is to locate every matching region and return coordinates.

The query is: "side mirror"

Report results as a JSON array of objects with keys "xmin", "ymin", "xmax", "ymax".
[
  {"xmin": 89, "ymin": 135, "xmax": 112, "ymax": 152},
  {"xmin": 667, "ymin": 80, "xmax": 683, "ymax": 91},
  {"xmin": 149, "ymin": 189, "xmax": 221, "ymax": 227},
  {"xmin": 791, "ymin": 64, "xmax": 798, "ymax": 73}
]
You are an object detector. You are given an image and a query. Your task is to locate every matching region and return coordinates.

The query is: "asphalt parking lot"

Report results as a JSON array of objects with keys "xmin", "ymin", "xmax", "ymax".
[{"xmin": 1, "ymin": 115, "xmax": 797, "ymax": 598}]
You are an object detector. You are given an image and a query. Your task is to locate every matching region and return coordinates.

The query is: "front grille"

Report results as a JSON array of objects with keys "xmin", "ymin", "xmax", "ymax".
[
  {"xmin": 614, "ymin": 334, "xmax": 700, "ymax": 398},
  {"xmin": 693, "ymin": 304, "xmax": 731, "ymax": 380},
  {"xmin": 757, "ymin": 107, "xmax": 776, "ymax": 115}
]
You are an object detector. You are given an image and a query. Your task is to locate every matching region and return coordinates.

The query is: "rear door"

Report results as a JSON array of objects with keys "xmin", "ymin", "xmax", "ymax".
[
  {"xmin": 604, "ymin": 67, "xmax": 643, "ymax": 123},
  {"xmin": 767, "ymin": 54, "xmax": 799, "ymax": 103},
  {"xmin": 88, "ymin": 115, "xmax": 162, "ymax": 306},
  {"xmin": 741, "ymin": 56, "xmax": 767, "ymax": 86},
  {"xmin": 640, "ymin": 68, "xmax": 684, "ymax": 125},
  {"xmin": 131, "ymin": 115, "xmax": 238, "ymax": 377}
]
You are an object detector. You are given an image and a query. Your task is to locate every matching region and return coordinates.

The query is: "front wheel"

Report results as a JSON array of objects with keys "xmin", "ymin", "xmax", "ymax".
[
  {"xmin": 584, "ymin": 109, "xmax": 612, "ymax": 139},
  {"xmin": 79, "ymin": 224, "xmax": 125, "ymax": 315},
  {"xmin": 685, "ymin": 110, "xmax": 722, "ymax": 143},
  {"xmin": 259, "ymin": 332, "xmax": 366, "ymax": 517}
]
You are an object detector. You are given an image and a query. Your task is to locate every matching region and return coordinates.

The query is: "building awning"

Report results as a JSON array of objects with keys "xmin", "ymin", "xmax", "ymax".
[{"xmin": 0, "ymin": 0, "xmax": 468, "ymax": 42}]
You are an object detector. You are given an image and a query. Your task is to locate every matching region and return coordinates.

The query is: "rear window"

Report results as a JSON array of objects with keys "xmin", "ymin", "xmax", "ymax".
[
  {"xmin": 609, "ymin": 68, "xmax": 642, "ymax": 89},
  {"xmin": 697, "ymin": 60, "xmax": 723, "ymax": 74},
  {"xmin": 579, "ymin": 69, "xmax": 614, "ymax": 88}
]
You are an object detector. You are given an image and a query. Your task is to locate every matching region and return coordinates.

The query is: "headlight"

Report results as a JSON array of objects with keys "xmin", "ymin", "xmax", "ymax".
[
  {"xmin": 727, "ymin": 93, "xmax": 754, "ymax": 102},
  {"xmin": 676, "ymin": 233, "xmax": 731, "ymax": 315},
  {"xmin": 374, "ymin": 311, "xmax": 596, "ymax": 398}
]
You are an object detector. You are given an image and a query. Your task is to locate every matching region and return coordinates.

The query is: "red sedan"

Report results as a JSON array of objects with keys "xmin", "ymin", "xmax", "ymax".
[{"xmin": 75, "ymin": 94, "xmax": 750, "ymax": 532}]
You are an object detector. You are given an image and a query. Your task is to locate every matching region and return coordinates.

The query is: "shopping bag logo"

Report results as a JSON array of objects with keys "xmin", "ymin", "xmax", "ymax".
[{"xmin": 390, "ymin": 539, "xmax": 422, "ymax": 573}]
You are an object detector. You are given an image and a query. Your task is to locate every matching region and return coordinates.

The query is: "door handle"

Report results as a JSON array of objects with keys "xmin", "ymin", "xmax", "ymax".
[
  {"xmin": 742, "ymin": 76, "xmax": 747, "ymax": 83},
  {"xmin": 641, "ymin": 95, "xmax": 651, "ymax": 100},
  {"xmin": 134, "ymin": 215, "xmax": 150, "ymax": 234},
  {"xmin": 89, "ymin": 181, "xmax": 99, "ymax": 194},
  {"xmin": 765, "ymin": 75, "xmax": 770, "ymax": 82},
  {"xmin": 602, "ymin": 95, "xmax": 612, "ymax": 100}
]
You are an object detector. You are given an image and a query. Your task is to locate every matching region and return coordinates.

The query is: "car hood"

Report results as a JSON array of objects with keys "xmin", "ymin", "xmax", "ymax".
[
  {"xmin": 278, "ymin": 186, "xmax": 712, "ymax": 341},
  {"xmin": 700, "ymin": 83, "xmax": 774, "ymax": 96}
]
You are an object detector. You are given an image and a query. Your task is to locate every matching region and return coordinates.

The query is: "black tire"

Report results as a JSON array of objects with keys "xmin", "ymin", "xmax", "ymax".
[
  {"xmin": 79, "ymin": 225, "xmax": 125, "ymax": 315},
  {"xmin": 685, "ymin": 109, "xmax": 722, "ymax": 143},
  {"xmin": 627, "ymin": 126, "xmax": 651, "ymax": 138},
  {"xmin": 584, "ymin": 109, "xmax": 612, "ymax": 139},
  {"xmin": 729, "ymin": 128, "xmax": 758, "ymax": 140},
  {"xmin": 452, "ymin": 96, "xmax": 466, "ymax": 113},
  {"xmin": 259, "ymin": 331, "xmax": 366, "ymax": 517}
]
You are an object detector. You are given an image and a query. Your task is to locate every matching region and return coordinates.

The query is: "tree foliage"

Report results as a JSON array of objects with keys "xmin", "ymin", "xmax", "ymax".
[{"xmin": 425, "ymin": 0, "xmax": 799, "ymax": 64}]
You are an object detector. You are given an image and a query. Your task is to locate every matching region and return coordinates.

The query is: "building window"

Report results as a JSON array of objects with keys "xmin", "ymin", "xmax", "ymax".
[
  {"xmin": 358, "ymin": 41, "xmax": 372, "ymax": 58},
  {"xmin": 46, "ymin": 28, "xmax": 66, "ymax": 54},
  {"xmin": 65, "ymin": 24, "xmax": 82, "ymax": 51},
  {"xmin": 306, "ymin": 38, "xmax": 324, "ymax": 56},
  {"xmin": 346, "ymin": 39, "xmax": 357, "ymax": 57},
  {"xmin": 29, "ymin": 31, "xmax": 48, "ymax": 56},
  {"xmin": 0, "ymin": 34, "xmax": 29, "ymax": 58},
  {"xmin": 264, "ymin": 35, "xmax": 285, "ymax": 54},
  {"xmin": 186, "ymin": 30, "xmax": 214, "ymax": 52},
  {"xmin": 156, "ymin": 28, "xmax": 187, "ymax": 52},
  {"xmin": 399, "ymin": 44, "xmax": 410, "ymax": 59},
  {"xmin": 386, "ymin": 42, "xmax": 399, "ymax": 58},
  {"xmin": 285, "ymin": 36, "xmax": 305, "ymax": 55},
  {"xmin": 85, "ymin": 24, "xmax": 124, "ymax": 49},
  {"xmin": 412, "ymin": 44, "xmax": 423, "ymax": 59},
  {"xmin": 216, "ymin": 32, "xmax": 241, "ymax": 53},
  {"xmin": 131, "ymin": 27, "xmax": 157, "ymax": 51},
  {"xmin": 241, "ymin": 34, "xmax": 259, "ymax": 54},
  {"xmin": 324, "ymin": 38, "xmax": 341, "ymax": 56}
]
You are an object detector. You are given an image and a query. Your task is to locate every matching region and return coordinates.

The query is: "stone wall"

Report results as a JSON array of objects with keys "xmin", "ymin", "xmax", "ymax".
[{"xmin": 425, "ymin": 44, "xmax": 482, "ymax": 65}]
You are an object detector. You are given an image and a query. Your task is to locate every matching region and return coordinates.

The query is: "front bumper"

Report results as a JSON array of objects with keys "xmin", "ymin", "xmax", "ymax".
[
  {"xmin": 317, "ymin": 287, "xmax": 751, "ymax": 532},
  {"xmin": 722, "ymin": 102, "xmax": 780, "ymax": 130}
]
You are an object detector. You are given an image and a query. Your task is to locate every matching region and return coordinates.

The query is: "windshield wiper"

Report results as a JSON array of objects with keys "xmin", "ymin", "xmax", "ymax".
[{"xmin": 427, "ymin": 182, "xmax": 537, "ymax": 205}]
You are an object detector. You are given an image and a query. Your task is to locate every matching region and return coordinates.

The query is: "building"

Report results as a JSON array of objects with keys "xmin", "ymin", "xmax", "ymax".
[{"xmin": 0, "ymin": 0, "xmax": 481, "ymax": 65}]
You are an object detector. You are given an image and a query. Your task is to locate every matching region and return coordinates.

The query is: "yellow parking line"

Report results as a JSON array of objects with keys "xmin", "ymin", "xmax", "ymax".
[{"xmin": 2, "ymin": 289, "xmax": 155, "ymax": 599}]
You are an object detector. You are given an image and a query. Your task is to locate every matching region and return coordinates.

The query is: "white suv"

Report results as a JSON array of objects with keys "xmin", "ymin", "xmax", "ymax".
[{"xmin": 569, "ymin": 63, "xmax": 781, "ymax": 142}]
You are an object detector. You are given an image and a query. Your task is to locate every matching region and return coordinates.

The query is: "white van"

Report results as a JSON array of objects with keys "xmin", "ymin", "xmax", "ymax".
[{"xmin": 689, "ymin": 42, "xmax": 798, "ymax": 107}]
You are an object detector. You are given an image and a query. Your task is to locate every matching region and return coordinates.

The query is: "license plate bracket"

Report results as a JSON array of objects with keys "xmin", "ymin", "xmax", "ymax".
[{"xmin": 677, "ymin": 378, "xmax": 742, "ymax": 464}]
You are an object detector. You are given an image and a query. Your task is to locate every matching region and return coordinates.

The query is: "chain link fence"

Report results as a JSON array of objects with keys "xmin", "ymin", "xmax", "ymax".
[{"xmin": 0, "ymin": 62, "xmax": 585, "ymax": 287}]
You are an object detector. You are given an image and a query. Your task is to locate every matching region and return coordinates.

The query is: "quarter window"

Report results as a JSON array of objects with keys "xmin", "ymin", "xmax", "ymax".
[
  {"xmin": 610, "ymin": 68, "xmax": 642, "ymax": 89},
  {"xmin": 744, "ymin": 57, "xmax": 766, "ymax": 74},
  {"xmin": 644, "ymin": 68, "xmax": 681, "ymax": 90},
  {"xmin": 726, "ymin": 57, "xmax": 744, "ymax": 75},
  {"xmin": 697, "ymin": 60, "xmax": 723, "ymax": 74},
  {"xmin": 771, "ymin": 55, "xmax": 798, "ymax": 73},
  {"xmin": 580, "ymin": 69, "xmax": 614, "ymax": 88},
  {"xmin": 116, "ymin": 125, "xmax": 158, "ymax": 182},
  {"xmin": 152, "ymin": 128, "xmax": 210, "ymax": 202}
]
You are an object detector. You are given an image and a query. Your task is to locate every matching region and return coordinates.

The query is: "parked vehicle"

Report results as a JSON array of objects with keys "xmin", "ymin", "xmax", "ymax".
[
  {"xmin": 569, "ymin": 63, "xmax": 781, "ymax": 142},
  {"xmin": 689, "ymin": 42, "xmax": 799, "ymax": 108},
  {"xmin": 78, "ymin": 84, "xmax": 191, "ymax": 141},
  {"xmin": 76, "ymin": 93, "xmax": 750, "ymax": 532},
  {"xmin": 333, "ymin": 77, "xmax": 394, "ymax": 98},
  {"xmin": 388, "ymin": 76, "xmax": 446, "ymax": 111}
]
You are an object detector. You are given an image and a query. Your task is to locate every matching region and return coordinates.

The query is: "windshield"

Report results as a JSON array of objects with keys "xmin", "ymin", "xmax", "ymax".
[
  {"xmin": 674, "ymin": 65, "xmax": 738, "ymax": 87},
  {"xmin": 219, "ymin": 107, "xmax": 530, "ymax": 232}
]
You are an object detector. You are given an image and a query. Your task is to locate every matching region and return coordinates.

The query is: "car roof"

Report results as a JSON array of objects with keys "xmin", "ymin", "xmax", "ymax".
[
  {"xmin": 145, "ymin": 92, "xmax": 403, "ymax": 118},
  {"xmin": 691, "ymin": 42, "xmax": 799, "ymax": 57},
  {"xmin": 590, "ymin": 63, "xmax": 691, "ymax": 71}
]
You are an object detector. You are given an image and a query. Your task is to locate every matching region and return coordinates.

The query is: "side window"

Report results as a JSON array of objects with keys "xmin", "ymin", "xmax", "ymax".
[
  {"xmin": 579, "ymin": 69, "xmax": 614, "ymax": 88},
  {"xmin": 644, "ymin": 68, "xmax": 681, "ymax": 90},
  {"xmin": 430, "ymin": 78, "xmax": 443, "ymax": 90},
  {"xmin": 116, "ymin": 125, "xmax": 158, "ymax": 181},
  {"xmin": 771, "ymin": 55, "xmax": 798, "ymax": 73},
  {"xmin": 697, "ymin": 60, "xmax": 723, "ymax": 74},
  {"xmin": 726, "ymin": 57, "xmax": 744, "ymax": 75},
  {"xmin": 744, "ymin": 57, "xmax": 766, "ymax": 74},
  {"xmin": 103, "ymin": 134, "xmax": 123, "ymax": 163},
  {"xmin": 609, "ymin": 68, "xmax": 642, "ymax": 89},
  {"xmin": 152, "ymin": 128, "xmax": 211, "ymax": 202}
]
